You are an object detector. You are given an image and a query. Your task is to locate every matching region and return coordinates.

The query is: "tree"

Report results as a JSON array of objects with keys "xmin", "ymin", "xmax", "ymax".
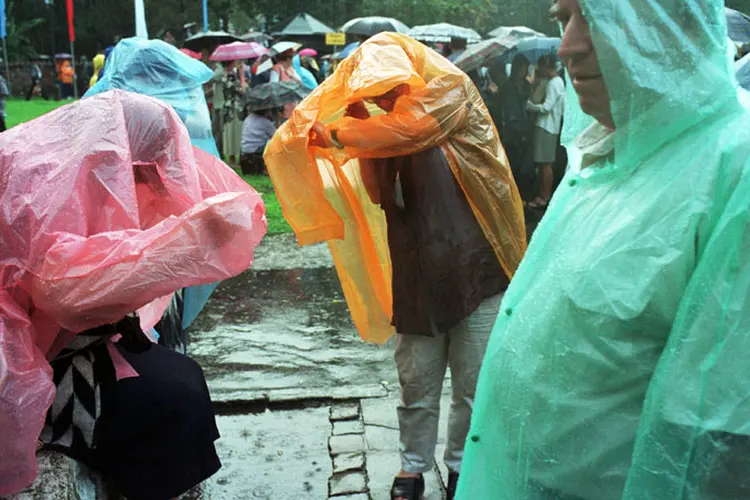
[{"xmin": 4, "ymin": 1, "xmax": 45, "ymax": 60}]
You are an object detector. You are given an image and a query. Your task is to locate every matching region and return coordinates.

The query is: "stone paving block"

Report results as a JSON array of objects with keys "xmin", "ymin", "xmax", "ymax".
[
  {"xmin": 333, "ymin": 452, "xmax": 366, "ymax": 474},
  {"xmin": 201, "ymin": 409, "xmax": 332, "ymax": 499},
  {"xmin": 333, "ymin": 419, "xmax": 365, "ymax": 435},
  {"xmin": 331, "ymin": 494, "xmax": 369, "ymax": 500},
  {"xmin": 8, "ymin": 451, "xmax": 108, "ymax": 500},
  {"xmin": 329, "ymin": 470, "xmax": 368, "ymax": 496},
  {"xmin": 209, "ymin": 388, "xmax": 268, "ymax": 405},
  {"xmin": 361, "ymin": 395, "xmax": 399, "ymax": 428},
  {"xmin": 330, "ymin": 434, "xmax": 366, "ymax": 455},
  {"xmin": 364, "ymin": 423, "xmax": 400, "ymax": 452},
  {"xmin": 269, "ymin": 384, "xmax": 387, "ymax": 403},
  {"xmin": 365, "ymin": 450, "xmax": 444, "ymax": 500},
  {"xmin": 331, "ymin": 403, "xmax": 361, "ymax": 421}
]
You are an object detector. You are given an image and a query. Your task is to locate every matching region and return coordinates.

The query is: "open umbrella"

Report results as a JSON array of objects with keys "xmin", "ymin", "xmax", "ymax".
[
  {"xmin": 737, "ymin": 53, "xmax": 750, "ymax": 90},
  {"xmin": 179, "ymin": 48, "xmax": 202, "ymax": 60},
  {"xmin": 245, "ymin": 81, "xmax": 309, "ymax": 112},
  {"xmin": 488, "ymin": 26, "xmax": 545, "ymax": 39},
  {"xmin": 271, "ymin": 41, "xmax": 303, "ymax": 55},
  {"xmin": 210, "ymin": 41, "xmax": 269, "ymax": 61},
  {"xmin": 408, "ymin": 23, "xmax": 482, "ymax": 43},
  {"xmin": 338, "ymin": 42, "xmax": 360, "ymax": 59},
  {"xmin": 299, "ymin": 48, "xmax": 318, "ymax": 57},
  {"xmin": 255, "ymin": 59, "xmax": 274, "ymax": 76},
  {"xmin": 500, "ymin": 37, "xmax": 561, "ymax": 65},
  {"xmin": 184, "ymin": 31, "xmax": 242, "ymax": 52},
  {"xmin": 726, "ymin": 7, "xmax": 750, "ymax": 45},
  {"xmin": 341, "ymin": 17, "xmax": 409, "ymax": 37},
  {"xmin": 452, "ymin": 37, "xmax": 518, "ymax": 73},
  {"xmin": 241, "ymin": 31, "xmax": 273, "ymax": 44}
]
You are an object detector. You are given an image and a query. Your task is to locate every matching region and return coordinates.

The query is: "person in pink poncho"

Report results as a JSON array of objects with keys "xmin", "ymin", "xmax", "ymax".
[{"xmin": 0, "ymin": 90, "xmax": 267, "ymax": 498}]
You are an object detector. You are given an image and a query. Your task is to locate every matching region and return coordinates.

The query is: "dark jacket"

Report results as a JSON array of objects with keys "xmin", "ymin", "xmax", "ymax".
[
  {"xmin": 371, "ymin": 147, "xmax": 508, "ymax": 336},
  {"xmin": 501, "ymin": 79, "xmax": 530, "ymax": 146}
]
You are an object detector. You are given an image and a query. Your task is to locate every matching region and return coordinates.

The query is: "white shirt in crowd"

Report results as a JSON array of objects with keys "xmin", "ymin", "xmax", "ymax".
[
  {"xmin": 526, "ymin": 75, "xmax": 565, "ymax": 135},
  {"xmin": 241, "ymin": 113, "xmax": 277, "ymax": 154}
]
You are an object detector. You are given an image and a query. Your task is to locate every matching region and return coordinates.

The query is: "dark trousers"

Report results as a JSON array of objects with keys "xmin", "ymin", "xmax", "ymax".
[
  {"xmin": 26, "ymin": 79, "xmax": 49, "ymax": 100},
  {"xmin": 240, "ymin": 152, "xmax": 266, "ymax": 175},
  {"xmin": 0, "ymin": 114, "xmax": 6, "ymax": 133}
]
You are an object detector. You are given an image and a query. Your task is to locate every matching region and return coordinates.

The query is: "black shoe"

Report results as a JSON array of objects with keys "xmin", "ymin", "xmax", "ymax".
[
  {"xmin": 390, "ymin": 475, "xmax": 425, "ymax": 500},
  {"xmin": 447, "ymin": 472, "xmax": 459, "ymax": 500}
]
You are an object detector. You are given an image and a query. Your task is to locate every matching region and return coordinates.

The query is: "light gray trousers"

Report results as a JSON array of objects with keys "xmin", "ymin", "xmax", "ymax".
[{"xmin": 394, "ymin": 294, "xmax": 501, "ymax": 474}]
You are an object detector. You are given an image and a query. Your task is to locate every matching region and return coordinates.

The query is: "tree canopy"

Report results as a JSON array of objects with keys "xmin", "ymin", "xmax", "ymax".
[{"xmin": 5, "ymin": 0, "xmax": 748, "ymax": 61}]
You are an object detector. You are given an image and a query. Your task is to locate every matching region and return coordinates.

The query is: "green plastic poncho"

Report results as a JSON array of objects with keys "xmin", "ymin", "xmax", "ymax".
[{"xmin": 458, "ymin": 1, "xmax": 750, "ymax": 499}]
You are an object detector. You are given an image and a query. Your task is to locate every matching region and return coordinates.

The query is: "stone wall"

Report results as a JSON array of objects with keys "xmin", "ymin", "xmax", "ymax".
[{"xmin": 2, "ymin": 62, "xmax": 89, "ymax": 98}]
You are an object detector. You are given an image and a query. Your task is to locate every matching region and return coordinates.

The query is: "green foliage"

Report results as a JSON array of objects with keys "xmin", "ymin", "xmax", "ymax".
[
  {"xmin": 3, "ymin": 1, "xmax": 45, "ymax": 60},
  {"xmin": 3, "ymin": 0, "xmax": 558, "ymax": 61}
]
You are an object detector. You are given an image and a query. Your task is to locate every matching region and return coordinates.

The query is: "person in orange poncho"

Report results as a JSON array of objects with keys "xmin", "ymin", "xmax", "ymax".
[{"xmin": 266, "ymin": 33, "xmax": 526, "ymax": 500}]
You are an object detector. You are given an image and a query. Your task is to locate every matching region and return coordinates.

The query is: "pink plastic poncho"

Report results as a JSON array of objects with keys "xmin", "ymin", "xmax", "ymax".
[{"xmin": 0, "ymin": 90, "xmax": 267, "ymax": 494}]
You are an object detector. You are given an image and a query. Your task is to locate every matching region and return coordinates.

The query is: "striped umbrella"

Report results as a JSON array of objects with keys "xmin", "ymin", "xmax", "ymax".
[{"xmin": 210, "ymin": 41, "xmax": 270, "ymax": 62}]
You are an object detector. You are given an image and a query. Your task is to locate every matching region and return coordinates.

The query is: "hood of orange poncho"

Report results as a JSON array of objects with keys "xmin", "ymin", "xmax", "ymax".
[{"xmin": 265, "ymin": 33, "xmax": 526, "ymax": 343}]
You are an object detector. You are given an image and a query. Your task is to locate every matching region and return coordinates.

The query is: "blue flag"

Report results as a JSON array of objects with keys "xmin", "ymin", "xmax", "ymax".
[{"xmin": 1, "ymin": 0, "xmax": 7, "ymax": 40}]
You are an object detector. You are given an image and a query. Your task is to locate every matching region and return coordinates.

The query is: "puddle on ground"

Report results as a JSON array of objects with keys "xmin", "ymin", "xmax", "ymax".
[{"xmin": 189, "ymin": 266, "xmax": 397, "ymax": 397}]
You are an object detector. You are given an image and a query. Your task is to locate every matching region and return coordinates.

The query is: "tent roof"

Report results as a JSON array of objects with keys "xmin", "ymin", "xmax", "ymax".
[{"xmin": 279, "ymin": 13, "xmax": 334, "ymax": 36}]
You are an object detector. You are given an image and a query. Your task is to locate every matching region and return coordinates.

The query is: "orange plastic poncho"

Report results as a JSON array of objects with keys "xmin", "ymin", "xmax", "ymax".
[
  {"xmin": 60, "ymin": 60, "xmax": 74, "ymax": 84},
  {"xmin": 265, "ymin": 33, "xmax": 526, "ymax": 343}
]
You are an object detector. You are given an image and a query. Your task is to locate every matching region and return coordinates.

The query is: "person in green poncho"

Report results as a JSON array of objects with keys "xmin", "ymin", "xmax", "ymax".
[{"xmin": 457, "ymin": 1, "xmax": 750, "ymax": 499}]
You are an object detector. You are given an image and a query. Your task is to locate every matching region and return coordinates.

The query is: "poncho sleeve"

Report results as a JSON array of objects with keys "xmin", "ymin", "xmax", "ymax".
[
  {"xmin": 624, "ymin": 157, "xmax": 750, "ymax": 499},
  {"xmin": 333, "ymin": 74, "xmax": 470, "ymax": 158},
  {"xmin": 28, "ymin": 190, "xmax": 261, "ymax": 334}
]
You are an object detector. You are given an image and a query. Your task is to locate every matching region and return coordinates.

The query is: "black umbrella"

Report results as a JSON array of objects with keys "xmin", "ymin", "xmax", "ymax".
[
  {"xmin": 341, "ymin": 17, "xmax": 409, "ymax": 38},
  {"xmin": 183, "ymin": 31, "xmax": 242, "ymax": 52},
  {"xmin": 245, "ymin": 81, "xmax": 310, "ymax": 112}
]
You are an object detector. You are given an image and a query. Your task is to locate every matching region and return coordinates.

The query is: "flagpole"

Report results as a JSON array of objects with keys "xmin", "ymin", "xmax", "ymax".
[
  {"xmin": 65, "ymin": 0, "xmax": 76, "ymax": 98},
  {"xmin": 70, "ymin": 40, "xmax": 77, "ymax": 98},
  {"xmin": 1, "ymin": 0, "xmax": 9, "ymax": 94},
  {"xmin": 202, "ymin": 0, "xmax": 208, "ymax": 32}
]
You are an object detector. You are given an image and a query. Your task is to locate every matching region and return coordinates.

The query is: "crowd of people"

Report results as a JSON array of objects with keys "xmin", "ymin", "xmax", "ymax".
[{"xmin": 2, "ymin": 1, "xmax": 750, "ymax": 499}]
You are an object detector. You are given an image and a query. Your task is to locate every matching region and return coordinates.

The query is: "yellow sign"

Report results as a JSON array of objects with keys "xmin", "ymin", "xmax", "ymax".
[{"xmin": 326, "ymin": 33, "xmax": 347, "ymax": 46}]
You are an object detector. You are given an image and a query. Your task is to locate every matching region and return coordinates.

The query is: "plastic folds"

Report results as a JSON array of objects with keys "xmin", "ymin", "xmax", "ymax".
[
  {"xmin": 265, "ymin": 33, "xmax": 526, "ymax": 343},
  {"xmin": 458, "ymin": 1, "xmax": 750, "ymax": 499},
  {"xmin": 0, "ymin": 90, "xmax": 266, "ymax": 494}
]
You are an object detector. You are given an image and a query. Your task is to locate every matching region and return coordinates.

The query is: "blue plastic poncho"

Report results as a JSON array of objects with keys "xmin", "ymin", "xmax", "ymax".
[
  {"xmin": 293, "ymin": 54, "xmax": 319, "ymax": 90},
  {"xmin": 458, "ymin": 1, "xmax": 750, "ymax": 499},
  {"xmin": 85, "ymin": 38, "xmax": 222, "ymax": 334}
]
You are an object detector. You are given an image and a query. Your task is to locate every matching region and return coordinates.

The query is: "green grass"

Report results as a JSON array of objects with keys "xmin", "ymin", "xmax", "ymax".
[
  {"xmin": 5, "ymin": 98, "xmax": 69, "ymax": 129},
  {"xmin": 5, "ymin": 98, "xmax": 293, "ymax": 235},
  {"xmin": 233, "ymin": 172, "xmax": 293, "ymax": 235}
]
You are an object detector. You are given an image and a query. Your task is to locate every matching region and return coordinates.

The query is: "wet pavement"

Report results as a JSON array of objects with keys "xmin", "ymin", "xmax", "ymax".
[
  {"xmin": 189, "ymin": 205, "xmax": 547, "ymax": 498},
  {"xmin": 189, "ymin": 266, "xmax": 398, "ymax": 406},
  {"xmin": 189, "ymin": 234, "xmax": 454, "ymax": 498}
]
